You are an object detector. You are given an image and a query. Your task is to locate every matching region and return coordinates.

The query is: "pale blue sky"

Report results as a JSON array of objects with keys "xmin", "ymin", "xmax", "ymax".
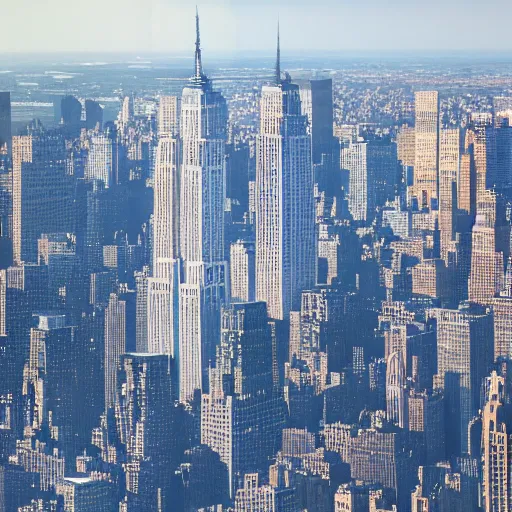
[{"xmin": 2, "ymin": 0, "xmax": 511, "ymax": 54}]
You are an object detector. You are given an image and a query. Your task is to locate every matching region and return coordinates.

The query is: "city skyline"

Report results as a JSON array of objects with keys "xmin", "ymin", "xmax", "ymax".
[{"xmin": 3, "ymin": 4, "xmax": 512, "ymax": 511}]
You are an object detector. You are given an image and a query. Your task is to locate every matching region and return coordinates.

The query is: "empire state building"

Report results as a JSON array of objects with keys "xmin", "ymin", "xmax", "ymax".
[{"xmin": 179, "ymin": 11, "xmax": 229, "ymax": 401}]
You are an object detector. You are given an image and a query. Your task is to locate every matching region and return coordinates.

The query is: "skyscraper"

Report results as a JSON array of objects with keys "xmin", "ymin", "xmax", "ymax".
[
  {"xmin": 468, "ymin": 190, "xmax": 509, "ymax": 304},
  {"xmin": 178, "ymin": 11, "xmax": 228, "ymax": 401},
  {"xmin": 341, "ymin": 138, "xmax": 397, "ymax": 224},
  {"xmin": 201, "ymin": 302, "xmax": 285, "ymax": 497},
  {"xmin": 230, "ymin": 239, "xmax": 255, "ymax": 303},
  {"xmin": 104, "ymin": 293, "xmax": 125, "ymax": 411},
  {"xmin": 386, "ymin": 351, "xmax": 407, "ymax": 429},
  {"xmin": 147, "ymin": 108, "xmax": 181, "ymax": 358},
  {"xmin": 117, "ymin": 353, "xmax": 176, "ymax": 510},
  {"xmin": 85, "ymin": 134, "xmax": 113, "ymax": 187},
  {"xmin": 296, "ymin": 78, "xmax": 339, "ymax": 197},
  {"xmin": 60, "ymin": 95, "xmax": 82, "ymax": 137},
  {"xmin": 413, "ymin": 91, "xmax": 439, "ymax": 208},
  {"xmin": 12, "ymin": 133, "xmax": 74, "ymax": 265},
  {"xmin": 431, "ymin": 304, "xmax": 493, "ymax": 454},
  {"xmin": 438, "ymin": 128, "xmax": 459, "ymax": 262},
  {"xmin": 255, "ymin": 28, "xmax": 315, "ymax": 320},
  {"xmin": 480, "ymin": 371, "xmax": 511, "ymax": 512},
  {"xmin": 85, "ymin": 99, "xmax": 103, "ymax": 131},
  {"xmin": 158, "ymin": 96, "xmax": 180, "ymax": 137}
]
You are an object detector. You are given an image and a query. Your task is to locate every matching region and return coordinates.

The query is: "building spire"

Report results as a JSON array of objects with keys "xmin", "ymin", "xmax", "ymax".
[
  {"xmin": 195, "ymin": 6, "xmax": 203, "ymax": 80},
  {"xmin": 275, "ymin": 20, "xmax": 281, "ymax": 85}
]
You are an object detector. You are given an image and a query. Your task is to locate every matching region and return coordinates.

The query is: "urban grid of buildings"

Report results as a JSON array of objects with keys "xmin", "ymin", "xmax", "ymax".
[{"xmin": 3, "ymin": 10, "xmax": 512, "ymax": 512}]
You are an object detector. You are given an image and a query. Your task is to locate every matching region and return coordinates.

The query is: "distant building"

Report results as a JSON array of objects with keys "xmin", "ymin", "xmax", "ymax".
[
  {"xmin": 60, "ymin": 95, "xmax": 82, "ymax": 137},
  {"xmin": 85, "ymin": 99, "xmax": 103, "ymax": 131},
  {"xmin": 85, "ymin": 135, "xmax": 113, "ymax": 187},
  {"xmin": 413, "ymin": 91, "xmax": 439, "ymax": 208},
  {"xmin": 341, "ymin": 138, "xmax": 397, "ymax": 224}
]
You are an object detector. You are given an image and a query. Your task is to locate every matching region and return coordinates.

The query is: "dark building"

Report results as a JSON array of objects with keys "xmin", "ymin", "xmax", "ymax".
[
  {"xmin": 60, "ymin": 95, "xmax": 82, "ymax": 137},
  {"xmin": 117, "ymin": 353, "xmax": 178, "ymax": 511},
  {"xmin": 85, "ymin": 99, "xmax": 104, "ymax": 131}
]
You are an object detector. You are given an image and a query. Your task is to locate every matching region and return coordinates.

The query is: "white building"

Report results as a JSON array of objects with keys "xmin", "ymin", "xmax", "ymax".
[
  {"xmin": 178, "ymin": 12, "xmax": 228, "ymax": 401},
  {"xmin": 255, "ymin": 39, "xmax": 315, "ymax": 320}
]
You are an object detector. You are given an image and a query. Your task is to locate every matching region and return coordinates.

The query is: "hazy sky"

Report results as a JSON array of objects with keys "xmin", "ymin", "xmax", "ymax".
[{"xmin": 3, "ymin": 0, "xmax": 512, "ymax": 54}]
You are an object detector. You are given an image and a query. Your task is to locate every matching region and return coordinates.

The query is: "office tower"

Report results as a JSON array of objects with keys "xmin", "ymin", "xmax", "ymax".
[
  {"xmin": 56, "ymin": 477, "xmax": 115, "ymax": 512},
  {"xmin": 408, "ymin": 391, "xmax": 445, "ymax": 464},
  {"xmin": 411, "ymin": 258, "xmax": 448, "ymax": 299},
  {"xmin": 471, "ymin": 116, "xmax": 497, "ymax": 200},
  {"xmin": 201, "ymin": 302, "xmax": 285, "ymax": 497},
  {"xmin": 117, "ymin": 353, "xmax": 176, "ymax": 510},
  {"xmin": 230, "ymin": 239, "xmax": 255, "ymax": 302},
  {"xmin": 0, "ymin": 92, "xmax": 11, "ymax": 155},
  {"xmin": 439, "ymin": 129, "xmax": 459, "ymax": 261},
  {"xmin": 85, "ymin": 134, "xmax": 113, "ymax": 187},
  {"xmin": 256, "ymin": 30, "xmax": 315, "ymax": 320},
  {"xmin": 147, "ymin": 277, "xmax": 179, "ymax": 355},
  {"xmin": 60, "ymin": 95, "xmax": 82, "ymax": 137},
  {"xmin": 158, "ymin": 95, "xmax": 180, "ymax": 137},
  {"xmin": 297, "ymin": 78, "xmax": 333, "ymax": 167},
  {"xmin": 135, "ymin": 267, "xmax": 149, "ymax": 352},
  {"xmin": 25, "ymin": 314, "xmax": 83, "ymax": 460},
  {"xmin": 397, "ymin": 125, "xmax": 415, "ymax": 168},
  {"xmin": 348, "ymin": 427, "xmax": 414, "ymax": 511},
  {"xmin": 341, "ymin": 138, "xmax": 397, "ymax": 224},
  {"xmin": 317, "ymin": 224, "xmax": 340, "ymax": 285},
  {"xmin": 37, "ymin": 233, "xmax": 77, "ymax": 309},
  {"xmin": 489, "ymin": 297, "xmax": 512, "ymax": 360},
  {"xmin": 495, "ymin": 117, "xmax": 512, "ymax": 195},
  {"xmin": 296, "ymin": 78, "xmax": 339, "ymax": 195},
  {"xmin": 430, "ymin": 304, "xmax": 493, "ymax": 454},
  {"xmin": 481, "ymin": 371, "xmax": 511, "ymax": 512},
  {"xmin": 0, "ymin": 155, "xmax": 12, "ymax": 268},
  {"xmin": 458, "ymin": 150, "xmax": 477, "ymax": 216},
  {"xmin": 118, "ymin": 95, "xmax": 134, "ymax": 134},
  {"xmin": 152, "ymin": 132, "xmax": 180, "ymax": 276},
  {"xmin": 413, "ymin": 91, "xmax": 439, "ymax": 208},
  {"xmin": 85, "ymin": 99, "xmax": 103, "ymax": 131},
  {"xmin": 179, "ymin": 12, "xmax": 228, "ymax": 400},
  {"xmin": 12, "ymin": 133, "xmax": 74, "ymax": 264},
  {"xmin": 386, "ymin": 351, "xmax": 407, "ymax": 429},
  {"xmin": 104, "ymin": 293, "xmax": 125, "ymax": 411},
  {"xmin": 468, "ymin": 190, "xmax": 509, "ymax": 303},
  {"xmin": 147, "ymin": 122, "xmax": 181, "ymax": 357},
  {"xmin": 234, "ymin": 473, "xmax": 296, "ymax": 512}
]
